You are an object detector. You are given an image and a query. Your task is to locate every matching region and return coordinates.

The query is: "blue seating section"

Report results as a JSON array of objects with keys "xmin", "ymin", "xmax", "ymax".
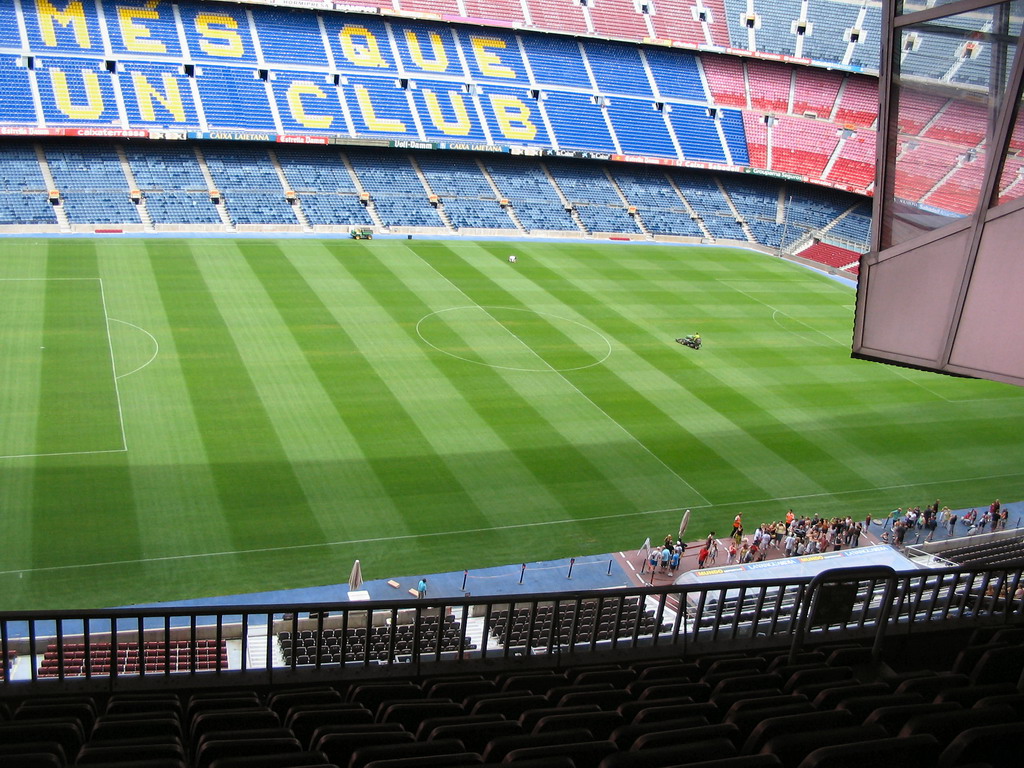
[
  {"xmin": 35, "ymin": 57, "xmax": 118, "ymax": 125},
  {"xmin": 414, "ymin": 153, "xmax": 515, "ymax": 229},
  {"xmin": 608, "ymin": 99, "xmax": 677, "ymax": 157},
  {"xmin": 178, "ymin": 4, "xmax": 258, "ymax": 64},
  {"xmin": 719, "ymin": 175, "xmax": 780, "ymax": 222},
  {"xmin": 0, "ymin": 59, "xmax": 39, "ymax": 124},
  {"xmin": 410, "ymin": 80, "xmax": 488, "ymax": 143},
  {"xmin": 612, "ymin": 167, "xmax": 704, "ymax": 238},
  {"xmin": 1, "ymin": 133, "xmax": 868, "ymax": 250},
  {"xmin": 144, "ymin": 191, "xmax": 222, "ymax": 224},
  {"xmin": 461, "ymin": 29, "xmax": 528, "ymax": 82},
  {"xmin": 0, "ymin": 0, "xmax": 22, "ymax": 49},
  {"xmin": 670, "ymin": 104, "xmax": 728, "ymax": 163},
  {"xmin": 297, "ymin": 193, "xmax": 374, "ymax": 227},
  {"xmin": 576, "ymin": 204, "xmax": 641, "ymax": 234},
  {"xmin": 249, "ymin": 8, "xmax": 330, "ymax": 66},
  {"xmin": 196, "ymin": 66, "xmax": 277, "ymax": 132},
  {"xmin": 274, "ymin": 147, "xmax": 359, "ymax": 193},
  {"xmin": 849, "ymin": 11, "xmax": 882, "ymax": 71},
  {"xmin": 509, "ymin": 200, "xmax": 578, "ymax": 231},
  {"xmin": 543, "ymin": 92, "xmax": 616, "ymax": 153},
  {"xmin": 347, "ymin": 150, "xmax": 443, "ymax": 228},
  {"xmin": 442, "ymin": 198, "xmax": 516, "ymax": 229},
  {"xmin": 0, "ymin": 146, "xmax": 48, "ymax": 192},
  {"xmin": 720, "ymin": 111, "xmax": 751, "ymax": 165},
  {"xmin": 702, "ymin": 215, "xmax": 748, "ymax": 240},
  {"xmin": 674, "ymin": 174, "xmax": 734, "ymax": 217},
  {"xmin": 103, "ymin": 0, "xmax": 181, "ymax": 58},
  {"xmin": 203, "ymin": 146, "xmax": 296, "ymax": 225},
  {"xmin": 645, "ymin": 49, "xmax": 707, "ymax": 101},
  {"xmin": 753, "ymin": 0, "xmax": 805, "ymax": 57},
  {"xmin": 123, "ymin": 145, "xmax": 199, "ymax": 190},
  {"xmin": 125, "ymin": 145, "xmax": 221, "ymax": 224},
  {"xmin": 480, "ymin": 156, "xmax": 576, "ymax": 230},
  {"xmin": 118, "ymin": 61, "xmax": 202, "ymax": 128},
  {"xmin": 347, "ymin": 75, "xmax": 418, "ymax": 138},
  {"xmin": 0, "ymin": 145, "xmax": 57, "ymax": 226},
  {"xmin": 583, "ymin": 41, "xmax": 652, "ymax": 96},
  {"xmin": 520, "ymin": 36, "xmax": 589, "ymax": 87},
  {"xmin": 45, "ymin": 142, "xmax": 141, "ymax": 224},
  {"xmin": 545, "ymin": 161, "xmax": 621, "ymax": 205},
  {"xmin": 827, "ymin": 208, "xmax": 872, "ymax": 245},
  {"xmin": 415, "ymin": 154, "xmax": 493, "ymax": 198},
  {"xmin": 392, "ymin": 23, "xmax": 463, "ymax": 77},
  {"xmin": 802, "ymin": 3, "xmax": 859, "ymax": 65}
]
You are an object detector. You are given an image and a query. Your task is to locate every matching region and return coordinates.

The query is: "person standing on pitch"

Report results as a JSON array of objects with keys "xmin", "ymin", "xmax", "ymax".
[{"xmin": 417, "ymin": 578, "xmax": 427, "ymax": 599}]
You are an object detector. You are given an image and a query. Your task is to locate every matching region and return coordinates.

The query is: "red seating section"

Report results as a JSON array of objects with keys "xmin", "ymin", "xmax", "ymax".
[
  {"xmin": 799, "ymin": 242, "xmax": 861, "ymax": 271},
  {"xmin": 400, "ymin": 0, "xmax": 461, "ymax": 14},
  {"xmin": 743, "ymin": 112, "xmax": 769, "ymax": 168},
  {"xmin": 462, "ymin": 0, "xmax": 527, "ymax": 22},
  {"xmin": 923, "ymin": 101, "xmax": 988, "ymax": 146},
  {"xmin": 522, "ymin": 0, "xmax": 588, "ymax": 34},
  {"xmin": 38, "ymin": 640, "xmax": 228, "ymax": 677},
  {"xmin": 793, "ymin": 67, "xmax": 842, "ymax": 118},
  {"xmin": 924, "ymin": 157, "xmax": 986, "ymax": 215},
  {"xmin": 650, "ymin": 0, "xmax": 731, "ymax": 46},
  {"xmin": 590, "ymin": 0, "xmax": 650, "ymax": 40},
  {"xmin": 771, "ymin": 117, "xmax": 840, "ymax": 177},
  {"xmin": 703, "ymin": 54, "xmax": 748, "ymax": 108},
  {"xmin": 833, "ymin": 76, "xmax": 878, "ymax": 128},
  {"xmin": 827, "ymin": 131, "xmax": 876, "ymax": 189},
  {"xmin": 747, "ymin": 60, "xmax": 791, "ymax": 114},
  {"xmin": 893, "ymin": 140, "xmax": 963, "ymax": 202}
]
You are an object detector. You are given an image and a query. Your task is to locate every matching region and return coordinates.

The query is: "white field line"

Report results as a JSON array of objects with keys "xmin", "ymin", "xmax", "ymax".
[
  {"xmin": 0, "ymin": 448, "xmax": 127, "ymax": 461},
  {"xmin": 1, "ymin": 467, "xmax": 1022, "ymax": 577},
  {"xmin": 110, "ymin": 318, "xmax": 160, "ymax": 380},
  {"xmin": 99, "ymin": 279, "xmax": 129, "ymax": 451},
  {"xmin": 0, "ymin": 278, "xmax": 128, "ymax": 459},
  {"xmin": 409, "ymin": 249, "xmax": 713, "ymax": 507}
]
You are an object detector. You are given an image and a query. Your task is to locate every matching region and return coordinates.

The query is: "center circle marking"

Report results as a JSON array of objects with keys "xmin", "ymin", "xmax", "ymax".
[{"xmin": 415, "ymin": 306, "xmax": 612, "ymax": 372}]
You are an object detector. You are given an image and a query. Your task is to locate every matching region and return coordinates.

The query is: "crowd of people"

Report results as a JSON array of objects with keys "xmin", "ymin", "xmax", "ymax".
[
  {"xmin": 644, "ymin": 499, "xmax": 1011, "ymax": 580},
  {"xmin": 721, "ymin": 509, "xmax": 867, "ymax": 565},
  {"xmin": 882, "ymin": 498, "xmax": 1009, "ymax": 545}
]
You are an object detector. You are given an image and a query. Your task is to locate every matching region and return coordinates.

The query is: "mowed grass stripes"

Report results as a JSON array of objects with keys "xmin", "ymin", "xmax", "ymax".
[{"xmin": 0, "ymin": 238, "xmax": 1022, "ymax": 609}]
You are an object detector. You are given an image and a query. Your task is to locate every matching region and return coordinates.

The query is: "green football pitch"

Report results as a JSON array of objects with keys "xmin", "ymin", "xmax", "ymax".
[{"xmin": 1, "ymin": 237, "xmax": 1022, "ymax": 610}]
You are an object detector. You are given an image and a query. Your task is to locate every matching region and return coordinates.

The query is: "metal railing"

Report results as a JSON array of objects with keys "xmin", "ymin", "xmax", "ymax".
[{"xmin": 2, "ymin": 563, "xmax": 1022, "ymax": 694}]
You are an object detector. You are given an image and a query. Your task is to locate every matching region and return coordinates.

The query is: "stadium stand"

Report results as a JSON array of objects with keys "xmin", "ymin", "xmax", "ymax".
[
  {"xmin": 44, "ymin": 142, "xmax": 141, "ymax": 227},
  {"xmin": 803, "ymin": 0, "xmax": 862, "ymax": 65},
  {"xmin": 701, "ymin": 54, "xmax": 749, "ymax": 108},
  {"xmin": 771, "ymin": 117, "xmax": 840, "ymax": 177},
  {"xmin": 347, "ymin": 150, "xmax": 446, "ymax": 229},
  {"xmin": 202, "ymin": 146, "xmax": 298, "ymax": 227},
  {"xmin": 0, "ymin": 0, "xmax": 934, "ymax": 255},
  {"xmin": 525, "ymin": 0, "xmax": 590, "ymax": 34},
  {"xmin": 826, "ymin": 130, "xmax": 876, "ymax": 190},
  {"xmin": 833, "ymin": 75, "xmax": 878, "ymax": 129},
  {"xmin": 747, "ymin": 60, "xmax": 792, "ymax": 115},
  {"xmin": 415, "ymin": 153, "xmax": 518, "ymax": 231},
  {"xmin": 480, "ymin": 156, "xmax": 579, "ymax": 232},
  {"xmin": 0, "ymin": 146, "xmax": 58, "ymax": 228},
  {"xmin": 589, "ymin": 0, "xmax": 651, "ymax": 42},
  {"xmin": 610, "ymin": 167, "xmax": 706, "ymax": 238},
  {"xmin": 797, "ymin": 241, "xmax": 863, "ymax": 271},
  {"xmin": 792, "ymin": 67, "xmax": 843, "ymax": 119}
]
